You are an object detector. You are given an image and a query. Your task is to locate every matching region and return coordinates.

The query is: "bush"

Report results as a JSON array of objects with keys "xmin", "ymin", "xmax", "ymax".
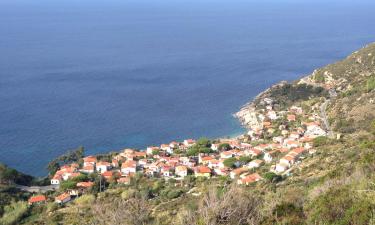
[
  {"xmin": 177, "ymin": 185, "xmax": 262, "ymax": 225},
  {"xmin": 0, "ymin": 201, "xmax": 28, "ymax": 225},
  {"xmin": 75, "ymin": 194, "xmax": 95, "ymax": 205},
  {"xmin": 306, "ymin": 186, "xmax": 373, "ymax": 225},
  {"xmin": 264, "ymin": 172, "xmax": 282, "ymax": 183},
  {"xmin": 268, "ymin": 83, "xmax": 328, "ymax": 108},
  {"xmin": 196, "ymin": 138, "xmax": 211, "ymax": 148},
  {"xmin": 60, "ymin": 180, "xmax": 77, "ymax": 190},
  {"xmin": 360, "ymin": 137, "xmax": 375, "ymax": 149},
  {"xmin": 239, "ymin": 156, "xmax": 252, "ymax": 164},
  {"xmin": 121, "ymin": 189, "xmax": 137, "ymax": 200},
  {"xmin": 166, "ymin": 189, "xmax": 183, "ymax": 199},
  {"xmin": 46, "ymin": 202, "xmax": 59, "ymax": 213},
  {"xmin": 71, "ymin": 174, "xmax": 88, "ymax": 182},
  {"xmin": 218, "ymin": 143, "xmax": 231, "ymax": 151},
  {"xmin": 366, "ymin": 76, "xmax": 375, "ymax": 92},
  {"xmin": 314, "ymin": 73, "xmax": 325, "ymax": 83},
  {"xmin": 223, "ymin": 158, "xmax": 237, "ymax": 168},
  {"xmin": 273, "ymin": 202, "xmax": 304, "ymax": 225},
  {"xmin": 313, "ymin": 136, "xmax": 329, "ymax": 147}
]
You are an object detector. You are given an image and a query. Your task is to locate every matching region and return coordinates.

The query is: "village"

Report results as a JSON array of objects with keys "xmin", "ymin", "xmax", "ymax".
[{"xmin": 28, "ymin": 96, "xmax": 328, "ymax": 206}]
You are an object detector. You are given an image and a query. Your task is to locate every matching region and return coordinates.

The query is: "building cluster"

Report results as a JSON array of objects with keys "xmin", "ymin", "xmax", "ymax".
[{"xmin": 39, "ymin": 97, "xmax": 328, "ymax": 205}]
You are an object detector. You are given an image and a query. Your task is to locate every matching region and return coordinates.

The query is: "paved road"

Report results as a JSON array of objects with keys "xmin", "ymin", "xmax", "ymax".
[{"xmin": 16, "ymin": 184, "xmax": 59, "ymax": 193}]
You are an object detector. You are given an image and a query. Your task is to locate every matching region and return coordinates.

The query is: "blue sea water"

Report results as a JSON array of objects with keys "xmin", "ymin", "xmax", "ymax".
[{"xmin": 0, "ymin": 0, "xmax": 375, "ymax": 176}]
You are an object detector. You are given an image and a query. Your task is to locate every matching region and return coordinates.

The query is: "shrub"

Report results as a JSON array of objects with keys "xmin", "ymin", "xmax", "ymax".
[
  {"xmin": 239, "ymin": 156, "xmax": 252, "ymax": 164},
  {"xmin": 71, "ymin": 173, "xmax": 88, "ymax": 182},
  {"xmin": 178, "ymin": 184, "xmax": 263, "ymax": 225},
  {"xmin": 313, "ymin": 136, "xmax": 329, "ymax": 147},
  {"xmin": 92, "ymin": 197, "xmax": 151, "ymax": 225},
  {"xmin": 223, "ymin": 158, "xmax": 237, "ymax": 168},
  {"xmin": 366, "ymin": 76, "xmax": 375, "ymax": 92},
  {"xmin": 60, "ymin": 180, "xmax": 77, "ymax": 190},
  {"xmin": 46, "ymin": 202, "xmax": 59, "ymax": 213},
  {"xmin": 273, "ymin": 202, "xmax": 304, "ymax": 225},
  {"xmin": 75, "ymin": 194, "xmax": 95, "ymax": 205},
  {"xmin": 314, "ymin": 73, "xmax": 325, "ymax": 83},
  {"xmin": 166, "ymin": 189, "xmax": 183, "ymax": 199},
  {"xmin": 264, "ymin": 172, "xmax": 282, "ymax": 183},
  {"xmin": 360, "ymin": 140, "xmax": 375, "ymax": 149},
  {"xmin": 121, "ymin": 189, "xmax": 137, "ymax": 200},
  {"xmin": 306, "ymin": 185, "xmax": 373, "ymax": 225},
  {"xmin": 0, "ymin": 201, "xmax": 28, "ymax": 225},
  {"xmin": 218, "ymin": 143, "xmax": 231, "ymax": 151},
  {"xmin": 196, "ymin": 138, "xmax": 211, "ymax": 148}
]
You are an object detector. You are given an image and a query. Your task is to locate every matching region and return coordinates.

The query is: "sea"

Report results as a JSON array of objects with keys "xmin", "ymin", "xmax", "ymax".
[{"xmin": 1, "ymin": 0, "xmax": 374, "ymax": 176}]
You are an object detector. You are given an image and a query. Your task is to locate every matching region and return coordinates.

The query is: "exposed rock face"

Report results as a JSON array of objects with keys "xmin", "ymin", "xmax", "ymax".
[{"xmin": 234, "ymin": 104, "xmax": 260, "ymax": 130}]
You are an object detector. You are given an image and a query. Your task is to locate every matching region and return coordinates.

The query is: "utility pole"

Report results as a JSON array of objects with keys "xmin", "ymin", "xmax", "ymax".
[
  {"xmin": 99, "ymin": 169, "xmax": 102, "ymax": 193},
  {"xmin": 99, "ymin": 175, "xmax": 102, "ymax": 193}
]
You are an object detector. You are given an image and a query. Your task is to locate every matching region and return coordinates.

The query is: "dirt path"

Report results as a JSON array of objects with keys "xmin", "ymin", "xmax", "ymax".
[{"xmin": 320, "ymin": 89, "xmax": 337, "ymax": 138}]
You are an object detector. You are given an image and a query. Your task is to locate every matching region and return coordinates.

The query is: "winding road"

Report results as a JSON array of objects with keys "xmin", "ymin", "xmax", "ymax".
[{"xmin": 16, "ymin": 184, "xmax": 59, "ymax": 193}]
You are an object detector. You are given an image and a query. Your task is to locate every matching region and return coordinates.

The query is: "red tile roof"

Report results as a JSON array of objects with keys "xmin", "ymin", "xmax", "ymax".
[
  {"xmin": 83, "ymin": 156, "xmax": 97, "ymax": 163},
  {"xmin": 55, "ymin": 193, "xmax": 70, "ymax": 201},
  {"xmin": 28, "ymin": 195, "xmax": 46, "ymax": 204},
  {"xmin": 196, "ymin": 166, "xmax": 211, "ymax": 174},
  {"xmin": 121, "ymin": 160, "xmax": 136, "ymax": 168},
  {"xmin": 77, "ymin": 182, "xmax": 94, "ymax": 188}
]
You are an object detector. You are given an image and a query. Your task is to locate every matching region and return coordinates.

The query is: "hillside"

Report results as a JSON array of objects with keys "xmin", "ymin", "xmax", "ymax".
[{"xmin": 0, "ymin": 43, "xmax": 374, "ymax": 225}]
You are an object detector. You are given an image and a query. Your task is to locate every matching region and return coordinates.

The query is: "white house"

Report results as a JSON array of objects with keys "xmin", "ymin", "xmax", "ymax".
[
  {"xmin": 96, "ymin": 162, "xmax": 111, "ymax": 174},
  {"xmin": 211, "ymin": 143, "xmax": 219, "ymax": 151},
  {"xmin": 160, "ymin": 144, "xmax": 172, "ymax": 153},
  {"xmin": 121, "ymin": 160, "xmax": 137, "ymax": 175},
  {"xmin": 146, "ymin": 146, "xmax": 159, "ymax": 155},
  {"xmin": 280, "ymin": 155, "xmax": 295, "ymax": 167},
  {"xmin": 267, "ymin": 111, "xmax": 278, "ymax": 120},
  {"xmin": 220, "ymin": 151, "xmax": 233, "ymax": 159},
  {"xmin": 83, "ymin": 156, "xmax": 97, "ymax": 167},
  {"xmin": 175, "ymin": 166, "xmax": 188, "ymax": 177},
  {"xmin": 51, "ymin": 175, "xmax": 62, "ymax": 185},
  {"xmin": 263, "ymin": 152, "xmax": 273, "ymax": 163},
  {"xmin": 184, "ymin": 139, "xmax": 196, "ymax": 147},
  {"xmin": 275, "ymin": 163, "xmax": 289, "ymax": 173},
  {"xmin": 273, "ymin": 136, "xmax": 284, "ymax": 144},
  {"xmin": 169, "ymin": 141, "xmax": 179, "ymax": 149},
  {"xmin": 247, "ymin": 159, "xmax": 264, "ymax": 169}
]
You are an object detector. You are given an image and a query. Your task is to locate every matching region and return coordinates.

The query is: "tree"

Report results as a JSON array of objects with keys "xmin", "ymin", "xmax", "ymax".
[
  {"xmin": 264, "ymin": 172, "xmax": 282, "ymax": 183},
  {"xmin": 223, "ymin": 158, "xmax": 237, "ymax": 168},
  {"xmin": 187, "ymin": 147, "xmax": 199, "ymax": 157},
  {"xmin": 152, "ymin": 149, "xmax": 160, "ymax": 155},
  {"xmin": 196, "ymin": 138, "xmax": 211, "ymax": 148},
  {"xmin": 2, "ymin": 169, "xmax": 18, "ymax": 185},
  {"xmin": 0, "ymin": 164, "xmax": 33, "ymax": 185},
  {"xmin": 47, "ymin": 146, "xmax": 85, "ymax": 175},
  {"xmin": 239, "ymin": 156, "xmax": 252, "ymax": 164},
  {"xmin": 60, "ymin": 180, "xmax": 77, "ymax": 191},
  {"xmin": 218, "ymin": 143, "xmax": 231, "ymax": 151},
  {"xmin": 71, "ymin": 173, "xmax": 89, "ymax": 182}
]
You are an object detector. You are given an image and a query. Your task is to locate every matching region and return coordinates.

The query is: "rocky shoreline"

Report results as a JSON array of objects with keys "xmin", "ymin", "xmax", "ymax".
[{"xmin": 234, "ymin": 80, "xmax": 293, "ymax": 130}]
